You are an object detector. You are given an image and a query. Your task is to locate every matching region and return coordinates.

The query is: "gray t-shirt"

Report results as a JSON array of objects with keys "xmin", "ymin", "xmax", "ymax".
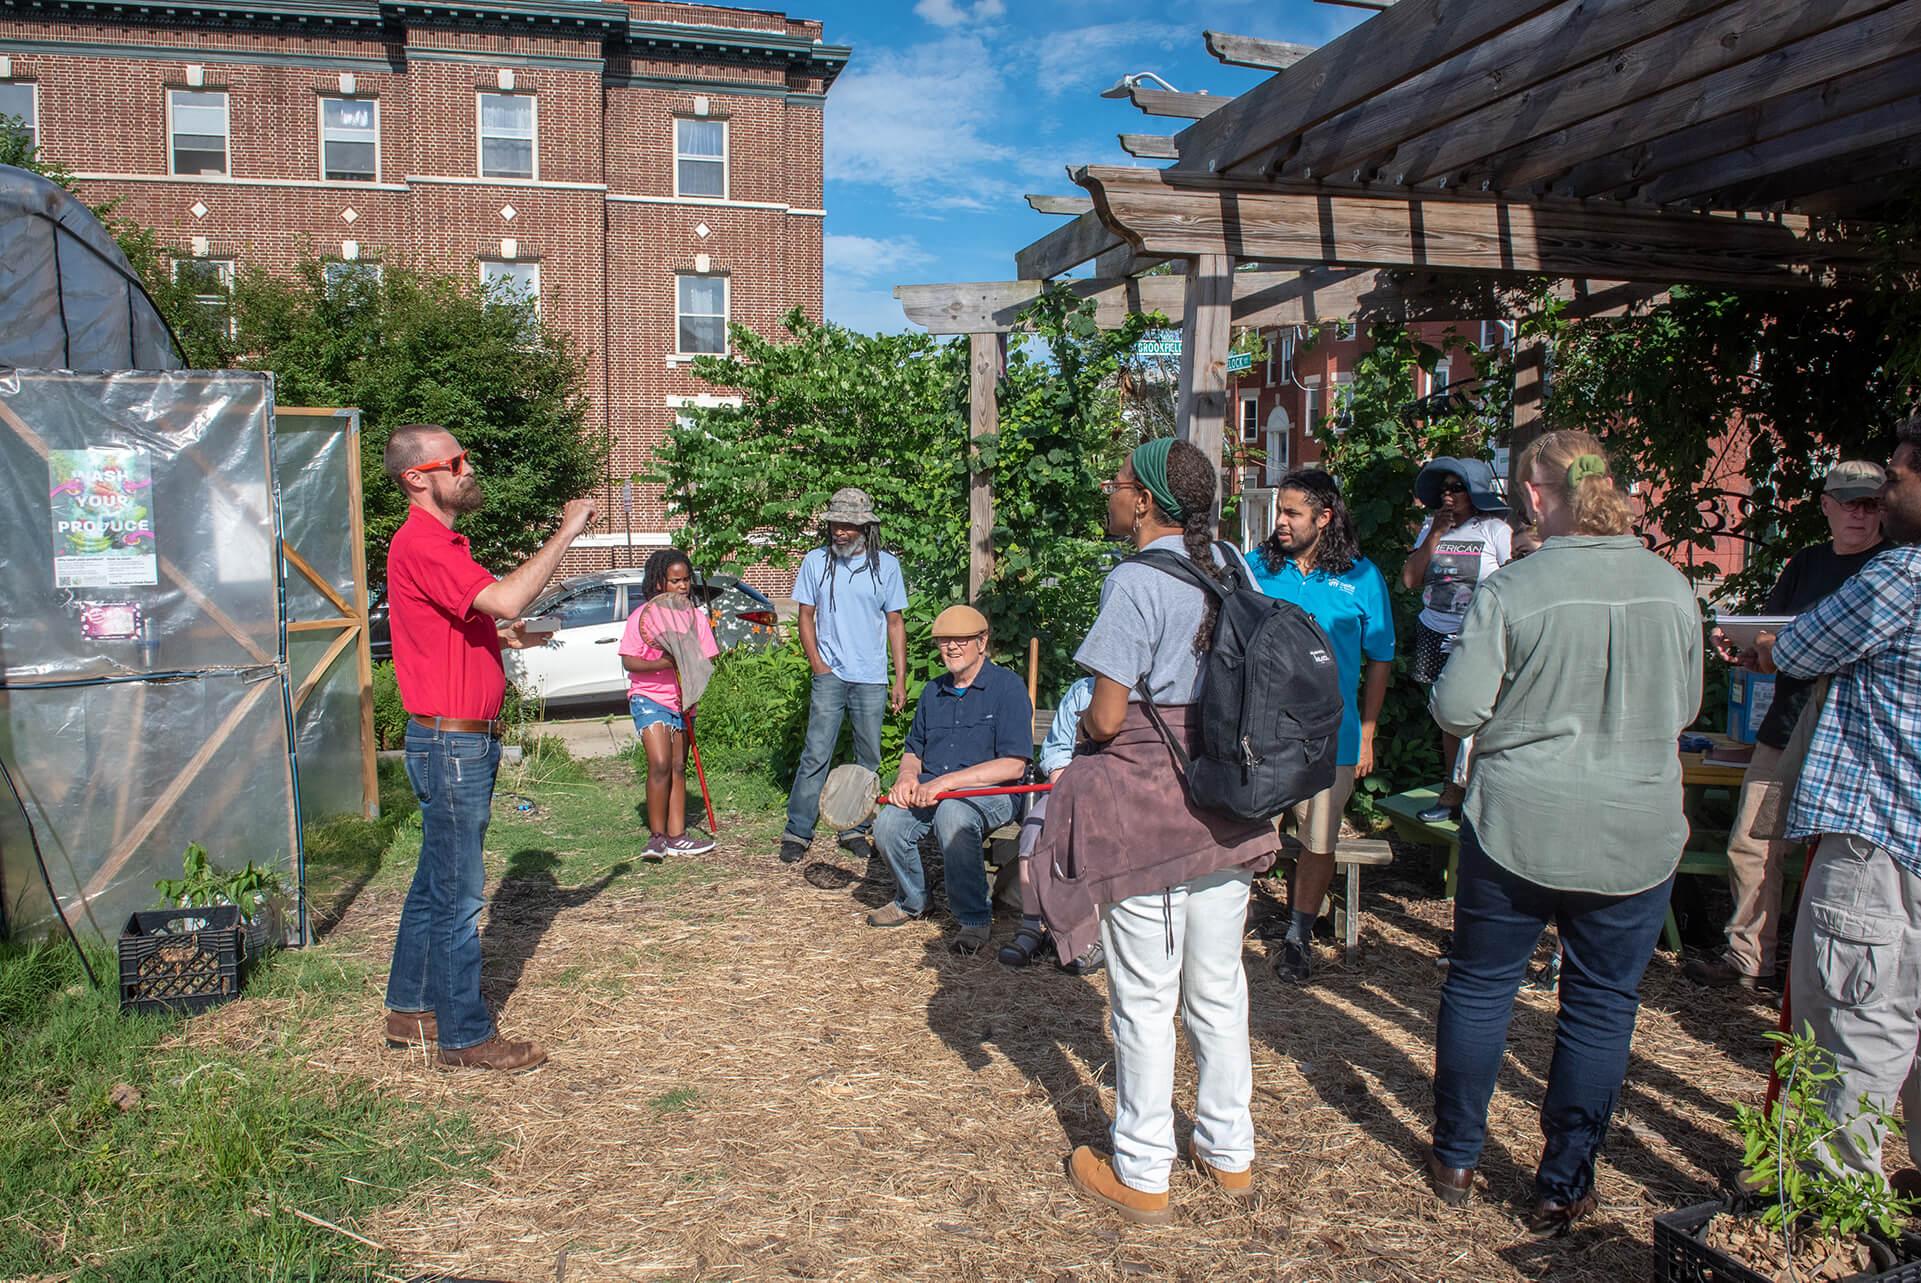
[{"xmin": 1076, "ymin": 535, "xmax": 1263, "ymax": 703}]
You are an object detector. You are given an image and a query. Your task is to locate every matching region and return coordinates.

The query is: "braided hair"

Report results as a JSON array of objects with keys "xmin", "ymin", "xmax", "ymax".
[
  {"xmin": 821, "ymin": 522, "xmax": 882, "ymax": 610},
  {"xmin": 640, "ymin": 547, "xmax": 693, "ymax": 599},
  {"xmin": 1152, "ymin": 439, "xmax": 1225, "ymax": 653}
]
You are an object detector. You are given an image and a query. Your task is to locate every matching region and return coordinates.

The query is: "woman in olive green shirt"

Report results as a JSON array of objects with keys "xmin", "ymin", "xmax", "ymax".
[{"xmin": 1422, "ymin": 429, "xmax": 1703, "ymax": 1233}]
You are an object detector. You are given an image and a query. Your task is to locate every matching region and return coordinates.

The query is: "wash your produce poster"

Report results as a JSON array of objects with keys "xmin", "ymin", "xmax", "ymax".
[{"xmin": 48, "ymin": 447, "xmax": 158, "ymax": 588}]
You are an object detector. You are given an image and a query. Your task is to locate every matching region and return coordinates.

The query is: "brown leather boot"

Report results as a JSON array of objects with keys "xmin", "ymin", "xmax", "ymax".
[
  {"xmin": 438, "ymin": 1035, "xmax": 548, "ymax": 1072},
  {"xmin": 383, "ymin": 1009, "xmax": 437, "ymax": 1048},
  {"xmin": 1066, "ymin": 1146, "xmax": 1173, "ymax": 1225},
  {"xmin": 1426, "ymin": 1148, "xmax": 1474, "ymax": 1207},
  {"xmin": 1193, "ymin": 1155, "xmax": 1255, "ymax": 1202}
]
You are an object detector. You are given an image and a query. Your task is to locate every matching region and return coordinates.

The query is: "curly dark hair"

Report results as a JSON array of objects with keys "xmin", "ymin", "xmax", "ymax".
[
  {"xmin": 640, "ymin": 547, "xmax": 694, "ymax": 600},
  {"xmin": 1147, "ymin": 439, "xmax": 1225, "ymax": 653},
  {"xmin": 1259, "ymin": 468, "xmax": 1360, "ymax": 577},
  {"xmin": 1899, "ymin": 409, "xmax": 1921, "ymax": 455}
]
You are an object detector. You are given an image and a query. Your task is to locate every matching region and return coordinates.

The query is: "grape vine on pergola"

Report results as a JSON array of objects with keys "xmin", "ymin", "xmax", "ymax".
[{"xmin": 894, "ymin": 0, "xmax": 1921, "ymax": 600}]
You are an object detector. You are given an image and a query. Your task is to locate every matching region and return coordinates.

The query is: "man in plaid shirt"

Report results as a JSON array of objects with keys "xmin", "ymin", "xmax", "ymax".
[{"xmin": 1762, "ymin": 414, "xmax": 1921, "ymax": 1179}]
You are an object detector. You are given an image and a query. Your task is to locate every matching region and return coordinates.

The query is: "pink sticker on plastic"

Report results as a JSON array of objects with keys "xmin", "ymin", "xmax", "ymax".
[{"xmin": 81, "ymin": 602, "xmax": 143, "ymax": 641}]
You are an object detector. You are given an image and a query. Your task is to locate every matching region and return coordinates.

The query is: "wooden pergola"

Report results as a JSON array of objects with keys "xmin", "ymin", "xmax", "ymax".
[{"xmin": 896, "ymin": 0, "xmax": 1921, "ymax": 598}]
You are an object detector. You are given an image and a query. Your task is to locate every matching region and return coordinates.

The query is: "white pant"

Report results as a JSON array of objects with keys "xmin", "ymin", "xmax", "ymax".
[{"xmin": 1101, "ymin": 866, "xmax": 1255, "ymax": 1192}]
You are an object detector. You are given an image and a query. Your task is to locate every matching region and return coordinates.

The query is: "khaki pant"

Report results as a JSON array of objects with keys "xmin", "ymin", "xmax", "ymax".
[
  {"xmin": 1282, "ymin": 764, "xmax": 1358, "ymax": 856},
  {"xmin": 1722, "ymin": 741, "xmax": 1792, "ymax": 977}
]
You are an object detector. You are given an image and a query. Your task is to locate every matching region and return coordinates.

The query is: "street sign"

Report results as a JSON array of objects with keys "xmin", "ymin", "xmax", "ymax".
[
  {"xmin": 1227, "ymin": 351, "xmax": 1252, "ymax": 373},
  {"xmin": 1135, "ymin": 329, "xmax": 1181, "ymax": 357}
]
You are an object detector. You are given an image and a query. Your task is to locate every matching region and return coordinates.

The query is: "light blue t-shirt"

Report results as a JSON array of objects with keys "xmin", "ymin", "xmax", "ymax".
[
  {"xmin": 1038, "ymin": 676, "xmax": 1095, "ymax": 775},
  {"xmin": 1249, "ymin": 554, "xmax": 1396, "ymax": 765},
  {"xmin": 792, "ymin": 546, "xmax": 908, "ymax": 685}
]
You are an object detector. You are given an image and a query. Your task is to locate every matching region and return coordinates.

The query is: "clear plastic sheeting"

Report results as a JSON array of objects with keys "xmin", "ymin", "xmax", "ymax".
[
  {"xmin": 0, "ymin": 669, "xmax": 299, "ymax": 943},
  {"xmin": 0, "ymin": 369, "xmax": 301, "ymax": 945},
  {"xmin": 0, "ymin": 370, "xmax": 279, "ymax": 681},
  {"xmin": 278, "ymin": 407, "xmax": 377, "ymax": 822},
  {"xmin": 0, "ymin": 163, "xmax": 183, "ymax": 373}
]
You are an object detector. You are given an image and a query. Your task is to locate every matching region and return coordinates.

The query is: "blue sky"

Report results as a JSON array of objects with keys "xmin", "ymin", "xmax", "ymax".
[{"xmin": 807, "ymin": 0, "xmax": 1368, "ymax": 334}]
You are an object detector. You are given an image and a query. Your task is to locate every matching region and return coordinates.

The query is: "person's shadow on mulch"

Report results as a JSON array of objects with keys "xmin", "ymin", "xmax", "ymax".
[
  {"xmin": 481, "ymin": 848, "xmax": 632, "ymax": 1007},
  {"xmin": 922, "ymin": 929, "xmax": 1115, "ymax": 1153},
  {"xmin": 802, "ymin": 833, "xmax": 910, "ymax": 910}
]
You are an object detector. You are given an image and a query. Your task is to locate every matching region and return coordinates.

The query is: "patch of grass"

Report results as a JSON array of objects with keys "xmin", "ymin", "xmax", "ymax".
[
  {"xmin": 649, "ymin": 1086, "xmax": 699, "ymax": 1115},
  {"xmin": 0, "ymin": 940, "xmax": 495, "ymax": 1281}
]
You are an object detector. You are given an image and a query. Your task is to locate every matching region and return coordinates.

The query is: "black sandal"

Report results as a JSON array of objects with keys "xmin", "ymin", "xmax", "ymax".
[{"xmin": 997, "ymin": 922, "xmax": 1050, "ymax": 968}]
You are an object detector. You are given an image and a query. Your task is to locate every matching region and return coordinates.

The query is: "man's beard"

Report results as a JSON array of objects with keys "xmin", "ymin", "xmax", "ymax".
[
  {"xmin": 1885, "ymin": 503, "xmax": 1920, "ymax": 546},
  {"xmin": 832, "ymin": 538, "xmax": 865, "ymax": 560},
  {"xmin": 1277, "ymin": 530, "xmax": 1319, "ymax": 561},
  {"xmin": 447, "ymin": 476, "xmax": 486, "ymax": 514}
]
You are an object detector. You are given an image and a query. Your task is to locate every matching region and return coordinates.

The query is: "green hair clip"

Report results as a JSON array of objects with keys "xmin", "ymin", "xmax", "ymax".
[{"xmin": 1566, "ymin": 453, "xmax": 1609, "ymax": 485}]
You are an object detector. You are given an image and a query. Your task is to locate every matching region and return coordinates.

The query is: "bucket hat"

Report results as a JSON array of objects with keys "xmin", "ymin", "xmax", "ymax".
[
  {"xmin": 1415, "ymin": 456, "xmax": 1508, "ymax": 514},
  {"xmin": 821, "ymin": 486, "xmax": 878, "ymax": 526}
]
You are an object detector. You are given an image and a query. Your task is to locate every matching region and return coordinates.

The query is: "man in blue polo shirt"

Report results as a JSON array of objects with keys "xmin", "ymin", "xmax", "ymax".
[
  {"xmin": 867, "ymin": 604, "xmax": 1033, "ymax": 955},
  {"xmin": 1250, "ymin": 469, "xmax": 1396, "ymax": 984}
]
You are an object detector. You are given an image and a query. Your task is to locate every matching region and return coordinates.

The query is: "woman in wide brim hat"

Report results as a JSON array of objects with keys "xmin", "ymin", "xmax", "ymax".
[{"xmin": 1402, "ymin": 456, "xmax": 1513, "ymax": 824}]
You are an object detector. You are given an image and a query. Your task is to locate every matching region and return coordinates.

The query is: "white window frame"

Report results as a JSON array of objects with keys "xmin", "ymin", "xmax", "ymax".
[
  {"xmin": 317, "ymin": 94, "xmax": 379, "ymax": 183},
  {"xmin": 1238, "ymin": 392, "xmax": 1261, "ymax": 445},
  {"xmin": 675, "ymin": 272, "xmax": 728, "ymax": 357},
  {"xmin": 479, "ymin": 258, "xmax": 541, "ymax": 313},
  {"xmin": 673, "ymin": 117, "xmax": 728, "ymax": 199},
  {"xmin": 476, "ymin": 91, "xmax": 537, "ymax": 181},
  {"xmin": 172, "ymin": 257, "xmax": 235, "ymax": 336},
  {"xmin": 0, "ymin": 80, "xmax": 38, "ymax": 151},
  {"xmin": 322, "ymin": 259, "xmax": 383, "ymax": 295},
  {"xmin": 1264, "ymin": 406, "xmax": 1292, "ymax": 484},
  {"xmin": 1330, "ymin": 371, "xmax": 1355, "ymax": 435},
  {"xmin": 1277, "ymin": 332, "xmax": 1295, "ymax": 385},
  {"xmin": 167, "ymin": 87, "xmax": 230, "ymax": 177},
  {"xmin": 1302, "ymin": 379, "xmax": 1321, "ymax": 435}
]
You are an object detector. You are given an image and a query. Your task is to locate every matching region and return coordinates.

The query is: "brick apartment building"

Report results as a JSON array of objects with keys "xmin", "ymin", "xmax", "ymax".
[{"xmin": 0, "ymin": 0, "xmax": 844, "ymax": 575}]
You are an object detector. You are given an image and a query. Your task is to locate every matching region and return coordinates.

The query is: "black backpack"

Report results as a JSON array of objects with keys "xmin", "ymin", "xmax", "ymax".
[{"xmin": 1127, "ymin": 542, "xmax": 1345, "ymax": 821}]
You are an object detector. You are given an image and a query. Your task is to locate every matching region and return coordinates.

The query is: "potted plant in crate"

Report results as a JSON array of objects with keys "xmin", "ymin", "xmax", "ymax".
[
  {"xmin": 154, "ymin": 842, "xmax": 289, "ymax": 961},
  {"xmin": 1655, "ymin": 1024, "xmax": 1920, "ymax": 1282}
]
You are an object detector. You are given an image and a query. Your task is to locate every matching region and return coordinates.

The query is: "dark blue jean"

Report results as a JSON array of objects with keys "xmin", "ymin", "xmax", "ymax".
[
  {"xmin": 872, "ymin": 792, "xmax": 1018, "ymax": 928},
  {"xmin": 385, "ymin": 724, "xmax": 499, "ymax": 1050},
  {"xmin": 784, "ymin": 672, "xmax": 887, "ymax": 842},
  {"xmin": 1433, "ymin": 822, "xmax": 1674, "ymax": 1203}
]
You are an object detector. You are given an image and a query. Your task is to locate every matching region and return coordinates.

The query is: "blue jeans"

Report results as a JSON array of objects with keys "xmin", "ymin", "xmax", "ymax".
[
  {"xmin": 1433, "ymin": 822, "xmax": 1673, "ymax": 1203},
  {"xmin": 872, "ymin": 793, "xmax": 1017, "ymax": 928},
  {"xmin": 385, "ymin": 724, "xmax": 500, "ymax": 1050},
  {"xmin": 784, "ymin": 673, "xmax": 887, "ymax": 841}
]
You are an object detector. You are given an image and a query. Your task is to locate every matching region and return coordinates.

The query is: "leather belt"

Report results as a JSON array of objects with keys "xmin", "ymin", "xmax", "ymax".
[{"xmin": 411, "ymin": 714, "xmax": 503, "ymax": 737}]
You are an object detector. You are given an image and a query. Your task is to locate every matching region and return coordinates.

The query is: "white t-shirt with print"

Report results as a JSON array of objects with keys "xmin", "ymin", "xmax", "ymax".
[{"xmin": 1412, "ymin": 514, "xmax": 1512, "ymax": 635}]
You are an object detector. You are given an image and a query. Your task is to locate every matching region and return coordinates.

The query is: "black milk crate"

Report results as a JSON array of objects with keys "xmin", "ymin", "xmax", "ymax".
[
  {"xmin": 1655, "ymin": 1201, "xmax": 1921, "ymax": 1283},
  {"xmin": 118, "ymin": 906, "xmax": 243, "ymax": 1016}
]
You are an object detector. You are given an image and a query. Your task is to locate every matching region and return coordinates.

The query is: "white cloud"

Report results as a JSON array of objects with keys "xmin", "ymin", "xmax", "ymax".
[
  {"xmin": 913, "ymin": 0, "xmax": 1005, "ymax": 29},
  {"xmin": 823, "ymin": 275, "xmax": 915, "ymax": 335},
  {"xmin": 1028, "ymin": 20, "xmax": 1188, "ymax": 97},
  {"xmin": 825, "ymin": 233, "xmax": 933, "ymax": 281}
]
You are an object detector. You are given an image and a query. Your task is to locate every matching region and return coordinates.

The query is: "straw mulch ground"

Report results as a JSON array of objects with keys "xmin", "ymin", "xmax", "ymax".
[{"xmin": 199, "ymin": 763, "xmax": 1788, "ymax": 1283}]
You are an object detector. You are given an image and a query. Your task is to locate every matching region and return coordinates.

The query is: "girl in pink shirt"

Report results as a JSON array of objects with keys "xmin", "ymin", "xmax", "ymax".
[{"xmin": 619, "ymin": 549, "xmax": 720, "ymax": 859}]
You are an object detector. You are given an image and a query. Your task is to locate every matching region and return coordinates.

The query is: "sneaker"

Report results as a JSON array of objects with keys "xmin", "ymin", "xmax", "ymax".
[
  {"xmin": 837, "ymin": 831, "xmax": 875, "ymax": 861},
  {"xmin": 667, "ymin": 832, "xmax": 716, "ymax": 856},
  {"xmin": 777, "ymin": 836, "xmax": 809, "ymax": 865},
  {"xmin": 865, "ymin": 902, "xmax": 922, "ymax": 928},
  {"xmin": 641, "ymin": 834, "xmax": 669, "ymax": 863},
  {"xmin": 1684, "ymin": 952, "xmax": 1767, "ymax": 990},
  {"xmin": 949, "ymin": 923, "xmax": 991, "ymax": 956},
  {"xmin": 1061, "ymin": 942, "xmax": 1106, "ymax": 976},
  {"xmin": 1273, "ymin": 936, "xmax": 1313, "ymax": 984}
]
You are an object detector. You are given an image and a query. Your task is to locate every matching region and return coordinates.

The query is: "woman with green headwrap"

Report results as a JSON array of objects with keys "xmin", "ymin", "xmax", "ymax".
[
  {"xmin": 1031, "ymin": 437, "xmax": 1278, "ymax": 1223},
  {"xmin": 1422, "ymin": 429, "xmax": 1703, "ymax": 1233}
]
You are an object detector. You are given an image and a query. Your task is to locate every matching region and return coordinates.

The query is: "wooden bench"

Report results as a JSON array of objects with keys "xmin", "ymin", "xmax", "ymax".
[
  {"xmin": 1273, "ymin": 833, "xmax": 1395, "ymax": 958},
  {"xmin": 1377, "ymin": 786, "xmax": 1463, "ymax": 896}
]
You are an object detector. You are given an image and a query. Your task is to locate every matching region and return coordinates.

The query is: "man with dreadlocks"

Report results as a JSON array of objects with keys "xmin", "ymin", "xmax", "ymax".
[{"xmin": 778, "ymin": 487, "xmax": 909, "ymax": 866}]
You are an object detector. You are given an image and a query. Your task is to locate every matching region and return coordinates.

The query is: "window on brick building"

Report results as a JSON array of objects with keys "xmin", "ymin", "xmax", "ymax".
[
  {"xmin": 322, "ymin": 260, "xmax": 383, "ymax": 297},
  {"xmin": 477, "ymin": 92, "xmax": 535, "ymax": 180},
  {"xmin": 480, "ymin": 258, "xmax": 539, "ymax": 309},
  {"xmin": 1238, "ymin": 393, "xmax": 1260, "ymax": 445},
  {"xmin": 676, "ymin": 273, "xmax": 726, "ymax": 355},
  {"xmin": 674, "ymin": 118, "xmax": 726, "ymax": 198},
  {"xmin": 169, "ymin": 88, "xmax": 229, "ymax": 176},
  {"xmin": 319, "ymin": 96, "xmax": 378, "ymax": 182},
  {"xmin": 0, "ymin": 81, "xmax": 36, "ymax": 150},
  {"xmin": 172, "ymin": 257, "xmax": 234, "ymax": 336}
]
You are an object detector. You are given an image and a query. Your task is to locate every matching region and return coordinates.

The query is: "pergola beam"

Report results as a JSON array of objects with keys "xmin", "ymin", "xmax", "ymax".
[
  {"xmin": 1118, "ymin": 133, "xmax": 1182, "ymax": 160},
  {"xmin": 1129, "ymin": 87, "xmax": 1231, "ymax": 119},
  {"xmin": 1024, "ymin": 194, "xmax": 1093, "ymax": 216},
  {"xmin": 1202, "ymin": 30, "xmax": 1316, "ymax": 71},
  {"xmin": 1638, "ymin": 98, "xmax": 1921, "ymax": 206},
  {"xmin": 1074, "ymin": 165, "xmax": 1873, "ymax": 290},
  {"xmin": 1171, "ymin": 0, "xmax": 1570, "ymax": 180},
  {"xmin": 1014, "ymin": 209, "xmax": 1123, "ymax": 280}
]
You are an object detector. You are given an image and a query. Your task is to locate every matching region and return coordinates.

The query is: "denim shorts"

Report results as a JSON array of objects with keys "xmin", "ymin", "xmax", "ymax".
[{"xmin": 629, "ymin": 693, "xmax": 684, "ymax": 734}]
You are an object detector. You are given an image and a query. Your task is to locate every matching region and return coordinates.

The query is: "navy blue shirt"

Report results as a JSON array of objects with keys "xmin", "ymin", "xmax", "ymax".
[{"xmin": 904, "ymin": 660, "xmax": 1034, "ymax": 783}]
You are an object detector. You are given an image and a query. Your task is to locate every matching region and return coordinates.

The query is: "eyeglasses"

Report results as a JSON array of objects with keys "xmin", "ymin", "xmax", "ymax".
[
  {"xmin": 1100, "ymin": 479, "xmax": 1146, "ymax": 497},
  {"xmin": 936, "ymin": 634, "xmax": 985, "ymax": 650},
  {"xmin": 409, "ymin": 450, "xmax": 470, "ymax": 477}
]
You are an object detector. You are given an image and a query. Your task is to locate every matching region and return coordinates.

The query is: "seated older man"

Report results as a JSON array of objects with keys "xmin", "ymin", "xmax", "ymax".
[{"xmin": 866, "ymin": 604, "xmax": 1034, "ymax": 955}]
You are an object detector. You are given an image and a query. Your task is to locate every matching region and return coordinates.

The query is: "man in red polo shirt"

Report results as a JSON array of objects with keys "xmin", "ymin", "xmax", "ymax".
[{"xmin": 381, "ymin": 422, "xmax": 594, "ymax": 1072}]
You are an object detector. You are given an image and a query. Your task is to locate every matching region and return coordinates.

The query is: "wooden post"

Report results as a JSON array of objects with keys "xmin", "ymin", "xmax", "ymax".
[
  {"xmin": 1508, "ymin": 340, "xmax": 1548, "ymax": 501},
  {"xmin": 1177, "ymin": 253, "xmax": 1234, "ymax": 521},
  {"xmin": 968, "ymin": 332, "xmax": 1003, "ymax": 602}
]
